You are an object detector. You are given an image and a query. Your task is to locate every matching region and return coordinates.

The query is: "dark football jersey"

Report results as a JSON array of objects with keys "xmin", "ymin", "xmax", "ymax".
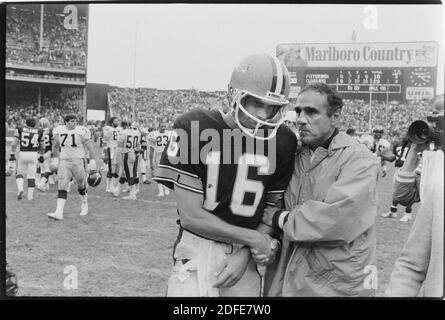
[
  {"xmin": 154, "ymin": 108, "xmax": 297, "ymax": 230},
  {"xmin": 14, "ymin": 126, "xmax": 43, "ymax": 152},
  {"xmin": 393, "ymin": 140, "xmax": 411, "ymax": 168},
  {"xmin": 41, "ymin": 128, "xmax": 53, "ymax": 153}
]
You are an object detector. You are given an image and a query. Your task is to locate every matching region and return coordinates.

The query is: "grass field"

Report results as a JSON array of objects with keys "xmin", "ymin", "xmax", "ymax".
[{"xmin": 5, "ymin": 144, "xmax": 418, "ymax": 297}]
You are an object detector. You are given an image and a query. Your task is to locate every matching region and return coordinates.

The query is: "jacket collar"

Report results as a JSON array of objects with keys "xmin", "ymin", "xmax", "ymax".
[{"xmin": 300, "ymin": 130, "xmax": 357, "ymax": 155}]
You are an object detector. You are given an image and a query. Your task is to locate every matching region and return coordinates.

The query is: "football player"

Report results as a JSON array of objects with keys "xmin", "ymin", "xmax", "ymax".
[
  {"xmin": 11, "ymin": 117, "xmax": 45, "ymax": 200},
  {"xmin": 154, "ymin": 53, "xmax": 297, "ymax": 297},
  {"xmin": 47, "ymin": 114, "xmax": 97, "ymax": 220},
  {"xmin": 102, "ymin": 116, "xmax": 121, "ymax": 193},
  {"xmin": 382, "ymin": 133, "xmax": 421, "ymax": 222},
  {"xmin": 139, "ymin": 124, "xmax": 151, "ymax": 184},
  {"xmin": 370, "ymin": 126, "xmax": 395, "ymax": 177},
  {"xmin": 37, "ymin": 117, "xmax": 53, "ymax": 192},
  {"xmin": 148, "ymin": 122, "xmax": 172, "ymax": 197},
  {"xmin": 113, "ymin": 121, "xmax": 141, "ymax": 200}
]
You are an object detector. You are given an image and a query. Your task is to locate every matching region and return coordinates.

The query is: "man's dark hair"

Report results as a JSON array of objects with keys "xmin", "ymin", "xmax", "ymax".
[
  {"xmin": 109, "ymin": 116, "xmax": 118, "ymax": 126},
  {"xmin": 64, "ymin": 114, "xmax": 77, "ymax": 123},
  {"xmin": 346, "ymin": 128, "xmax": 356, "ymax": 136},
  {"xmin": 298, "ymin": 82, "xmax": 343, "ymax": 117},
  {"xmin": 25, "ymin": 117, "xmax": 36, "ymax": 128}
]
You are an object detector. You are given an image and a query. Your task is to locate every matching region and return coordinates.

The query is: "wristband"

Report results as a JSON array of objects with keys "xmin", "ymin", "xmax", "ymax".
[{"xmin": 272, "ymin": 209, "xmax": 288, "ymax": 230}]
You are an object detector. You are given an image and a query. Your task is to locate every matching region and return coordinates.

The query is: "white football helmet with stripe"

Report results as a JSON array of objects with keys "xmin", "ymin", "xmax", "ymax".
[{"xmin": 228, "ymin": 53, "xmax": 291, "ymax": 140}]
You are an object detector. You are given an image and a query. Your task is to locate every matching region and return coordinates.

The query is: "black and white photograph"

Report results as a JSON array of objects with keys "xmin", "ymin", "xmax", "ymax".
[{"xmin": 2, "ymin": 1, "xmax": 444, "ymax": 303}]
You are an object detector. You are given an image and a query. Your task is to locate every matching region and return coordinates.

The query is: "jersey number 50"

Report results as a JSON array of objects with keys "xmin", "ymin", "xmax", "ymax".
[{"xmin": 203, "ymin": 151, "xmax": 269, "ymax": 217}]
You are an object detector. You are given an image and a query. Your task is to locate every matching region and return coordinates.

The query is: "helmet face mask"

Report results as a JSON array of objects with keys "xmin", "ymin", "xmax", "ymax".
[
  {"xmin": 228, "ymin": 53, "xmax": 291, "ymax": 140},
  {"xmin": 232, "ymin": 90, "xmax": 285, "ymax": 140}
]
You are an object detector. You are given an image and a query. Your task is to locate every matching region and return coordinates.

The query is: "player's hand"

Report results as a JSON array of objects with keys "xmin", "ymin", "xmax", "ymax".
[
  {"xmin": 213, "ymin": 247, "xmax": 250, "ymax": 288},
  {"xmin": 52, "ymin": 158, "xmax": 59, "ymax": 168},
  {"xmin": 381, "ymin": 170, "xmax": 387, "ymax": 178},
  {"xmin": 261, "ymin": 206, "xmax": 276, "ymax": 227},
  {"xmin": 38, "ymin": 155, "xmax": 44, "ymax": 163},
  {"xmin": 250, "ymin": 238, "xmax": 280, "ymax": 266},
  {"xmin": 250, "ymin": 232, "xmax": 277, "ymax": 262},
  {"xmin": 88, "ymin": 159, "xmax": 97, "ymax": 172}
]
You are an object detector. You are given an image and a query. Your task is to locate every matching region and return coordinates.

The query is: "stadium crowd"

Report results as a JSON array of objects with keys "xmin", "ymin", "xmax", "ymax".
[
  {"xmin": 340, "ymin": 99, "xmax": 435, "ymax": 142},
  {"xmin": 6, "ymin": 5, "xmax": 87, "ymax": 70},
  {"xmin": 6, "ymin": 83, "xmax": 437, "ymax": 144},
  {"xmin": 107, "ymin": 87, "xmax": 229, "ymax": 129},
  {"xmin": 6, "ymin": 87, "xmax": 84, "ymax": 127}
]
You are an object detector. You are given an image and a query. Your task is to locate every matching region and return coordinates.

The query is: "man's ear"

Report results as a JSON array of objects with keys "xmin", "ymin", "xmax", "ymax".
[{"xmin": 331, "ymin": 109, "xmax": 341, "ymax": 126}]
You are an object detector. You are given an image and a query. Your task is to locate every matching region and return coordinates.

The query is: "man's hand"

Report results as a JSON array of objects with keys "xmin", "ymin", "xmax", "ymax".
[
  {"xmin": 262, "ymin": 206, "xmax": 277, "ymax": 227},
  {"xmin": 381, "ymin": 169, "xmax": 387, "ymax": 178},
  {"xmin": 248, "ymin": 232, "xmax": 278, "ymax": 264},
  {"xmin": 250, "ymin": 237, "xmax": 280, "ymax": 266},
  {"xmin": 213, "ymin": 247, "xmax": 250, "ymax": 288},
  {"xmin": 38, "ymin": 155, "xmax": 44, "ymax": 163}
]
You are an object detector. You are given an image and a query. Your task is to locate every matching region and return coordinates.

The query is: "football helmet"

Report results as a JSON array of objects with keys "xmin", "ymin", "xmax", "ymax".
[
  {"xmin": 372, "ymin": 125, "xmax": 384, "ymax": 139},
  {"xmin": 87, "ymin": 170, "xmax": 102, "ymax": 187},
  {"xmin": 5, "ymin": 166, "xmax": 13, "ymax": 177},
  {"xmin": 131, "ymin": 122, "xmax": 140, "ymax": 130},
  {"xmin": 39, "ymin": 117, "xmax": 50, "ymax": 129},
  {"xmin": 228, "ymin": 53, "xmax": 290, "ymax": 140},
  {"xmin": 49, "ymin": 159, "xmax": 58, "ymax": 173}
]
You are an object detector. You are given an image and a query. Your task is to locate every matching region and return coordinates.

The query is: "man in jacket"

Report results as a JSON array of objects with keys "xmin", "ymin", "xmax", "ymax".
[{"xmin": 261, "ymin": 83, "xmax": 381, "ymax": 297}]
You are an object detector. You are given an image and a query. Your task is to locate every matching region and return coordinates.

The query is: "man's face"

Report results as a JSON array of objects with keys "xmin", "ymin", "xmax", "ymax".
[
  {"xmin": 295, "ymin": 90, "xmax": 335, "ymax": 146},
  {"xmin": 159, "ymin": 123, "xmax": 166, "ymax": 132},
  {"xmin": 66, "ymin": 119, "xmax": 77, "ymax": 130},
  {"xmin": 238, "ymin": 96, "xmax": 281, "ymax": 129},
  {"xmin": 112, "ymin": 118, "xmax": 119, "ymax": 128}
]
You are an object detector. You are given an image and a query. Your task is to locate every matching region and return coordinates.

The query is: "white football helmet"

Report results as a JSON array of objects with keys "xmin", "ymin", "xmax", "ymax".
[
  {"xmin": 131, "ymin": 122, "xmax": 140, "ymax": 130},
  {"xmin": 39, "ymin": 117, "xmax": 50, "ymax": 129},
  {"xmin": 228, "ymin": 53, "xmax": 291, "ymax": 140}
]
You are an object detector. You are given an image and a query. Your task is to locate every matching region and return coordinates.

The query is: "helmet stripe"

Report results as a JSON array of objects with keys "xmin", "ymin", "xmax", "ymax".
[
  {"xmin": 272, "ymin": 56, "xmax": 284, "ymax": 95},
  {"xmin": 280, "ymin": 64, "xmax": 287, "ymax": 95},
  {"xmin": 268, "ymin": 55, "xmax": 278, "ymax": 93}
]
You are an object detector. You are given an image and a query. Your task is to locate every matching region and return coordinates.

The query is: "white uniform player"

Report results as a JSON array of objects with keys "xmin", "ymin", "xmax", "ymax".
[
  {"xmin": 139, "ymin": 125, "xmax": 151, "ymax": 184},
  {"xmin": 114, "ymin": 122, "xmax": 141, "ymax": 200},
  {"xmin": 11, "ymin": 117, "xmax": 45, "ymax": 200},
  {"xmin": 47, "ymin": 114, "xmax": 97, "ymax": 220},
  {"xmin": 102, "ymin": 116, "xmax": 121, "ymax": 193},
  {"xmin": 147, "ymin": 123, "xmax": 172, "ymax": 197},
  {"xmin": 371, "ymin": 126, "xmax": 393, "ymax": 178}
]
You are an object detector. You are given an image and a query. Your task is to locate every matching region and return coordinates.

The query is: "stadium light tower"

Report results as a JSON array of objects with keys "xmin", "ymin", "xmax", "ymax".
[{"xmin": 132, "ymin": 21, "xmax": 139, "ymax": 121}]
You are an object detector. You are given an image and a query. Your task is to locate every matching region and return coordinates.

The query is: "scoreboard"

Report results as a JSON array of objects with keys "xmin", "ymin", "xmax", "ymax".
[
  {"xmin": 287, "ymin": 66, "xmax": 437, "ymax": 100},
  {"xmin": 279, "ymin": 42, "xmax": 439, "ymax": 101},
  {"xmin": 305, "ymin": 68, "xmax": 403, "ymax": 94}
]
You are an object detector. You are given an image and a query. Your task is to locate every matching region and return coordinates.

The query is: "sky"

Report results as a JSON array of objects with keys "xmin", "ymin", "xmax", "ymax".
[{"xmin": 85, "ymin": 4, "xmax": 444, "ymax": 93}]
